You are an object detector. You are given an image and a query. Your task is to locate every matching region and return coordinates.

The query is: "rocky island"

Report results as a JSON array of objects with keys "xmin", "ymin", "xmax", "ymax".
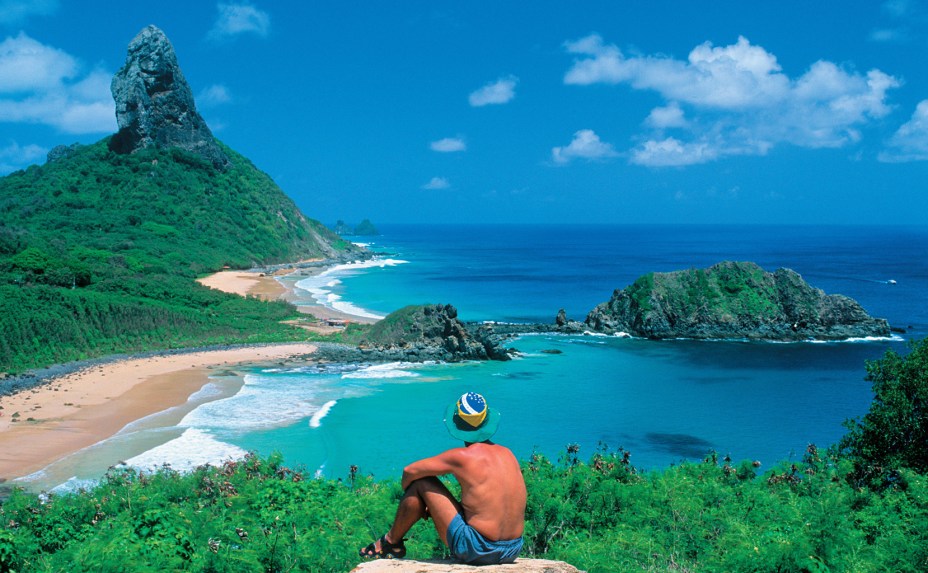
[
  {"xmin": 583, "ymin": 261, "xmax": 890, "ymax": 341},
  {"xmin": 316, "ymin": 304, "xmax": 512, "ymax": 362}
]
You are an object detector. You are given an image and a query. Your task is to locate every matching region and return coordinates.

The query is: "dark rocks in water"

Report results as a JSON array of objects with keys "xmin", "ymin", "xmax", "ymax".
[
  {"xmin": 46, "ymin": 143, "xmax": 82, "ymax": 163},
  {"xmin": 555, "ymin": 308, "xmax": 585, "ymax": 333},
  {"xmin": 585, "ymin": 261, "xmax": 890, "ymax": 341},
  {"xmin": 109, "ymin": 25, "xmax": 229, "ymax": 169},
  {"xmin": 358, "ymin": 303, "xmax": 513, "ymax": 362}
]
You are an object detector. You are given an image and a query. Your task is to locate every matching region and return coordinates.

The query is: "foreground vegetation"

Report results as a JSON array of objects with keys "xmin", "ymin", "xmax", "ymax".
[
  {"xmin": 0, "ymin": 139, "xmax": 355, "ymax": 373},
  {"xmin": 1, "ymin": 339, "xmax": 926, "ymax": 572}
]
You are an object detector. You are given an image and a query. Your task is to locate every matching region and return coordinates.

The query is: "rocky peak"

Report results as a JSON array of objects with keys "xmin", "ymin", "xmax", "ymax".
[{"xmin": 109, "ymin": 25, "xmax": 229, "ymax": 169}]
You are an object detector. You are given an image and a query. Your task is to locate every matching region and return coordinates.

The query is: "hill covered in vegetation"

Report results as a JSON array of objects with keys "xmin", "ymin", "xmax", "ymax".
[
  {"xmin": 0, "ymin": 25, "xmax": 362, "ymax": 374},
  {"xmin": 0, "ymin": 139, "xmax": 360, "ymax": 374}
]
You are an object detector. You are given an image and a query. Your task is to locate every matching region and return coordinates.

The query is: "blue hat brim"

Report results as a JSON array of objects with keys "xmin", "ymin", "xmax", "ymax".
[{"xmin": 444, "ymin": 402, "xmax": 501, "ymax": 442}]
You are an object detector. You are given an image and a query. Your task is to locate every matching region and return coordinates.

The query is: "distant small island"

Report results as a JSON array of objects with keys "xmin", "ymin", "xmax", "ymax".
[
  {"xmin": 583, "ymin": 261, "xmax": 890, "ymax": 341},
  {"xmin": 333, "ymin": 219, "xmax": 379, "ymax": 236}
]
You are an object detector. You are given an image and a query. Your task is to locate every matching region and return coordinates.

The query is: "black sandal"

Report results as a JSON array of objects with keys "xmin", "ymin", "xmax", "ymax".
[{"xmin": 359, "ymin": 535, "xmax": 407, "ymax": 559}]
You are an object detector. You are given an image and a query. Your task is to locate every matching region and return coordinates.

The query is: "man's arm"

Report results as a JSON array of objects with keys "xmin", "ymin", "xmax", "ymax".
[{"xmin": 401, "ymin": 448, "xmax": 465, "ymax": 490}]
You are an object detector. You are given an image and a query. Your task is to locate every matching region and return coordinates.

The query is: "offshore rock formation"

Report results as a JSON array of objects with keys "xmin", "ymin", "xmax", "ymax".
[
  {"xmin": 315, "ymin": 304, "xmax": 513, "ymax": 363},
  {"xmin": 585, "ymin": 261, "xmax": 890, "ymax": 341},
  {"xmin": 360, "ymin": 304, "xmax": 512, "ymax": 362},
  {"xmin": 350, "ymin": 559, "xmax": 586, "ymax": 572},
  {"xmin": 109, "ymin": 25, "xmax": 229, "ymax": 169}
]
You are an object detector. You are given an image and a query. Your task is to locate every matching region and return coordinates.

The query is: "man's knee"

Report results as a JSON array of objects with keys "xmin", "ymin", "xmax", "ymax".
[{"xmin": 406, "ymin": 476, "xmax": 443, "ymax": 494}]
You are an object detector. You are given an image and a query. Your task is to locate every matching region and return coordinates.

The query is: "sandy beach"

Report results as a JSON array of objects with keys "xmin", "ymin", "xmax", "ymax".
[
  {"xmin": 0, "ymin": 344, "xmax": 317, "ymax": 484},
  {"xmin": 197, "ymin": 267, "xmax": 379, "ymax": 327},
  {"xmin": 0, "ymin": 262, "xmax": 381, "ymax": 488}
]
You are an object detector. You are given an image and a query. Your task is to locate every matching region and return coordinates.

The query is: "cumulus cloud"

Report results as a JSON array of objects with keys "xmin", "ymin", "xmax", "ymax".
[
  {"xmin": 552, "ymin": 129, "xmax": 619, "ymax": 164},
  {"xmin": 468, "ymin": 75, "xmax": 518, "ymax": 107},
  {"xmin": 422, "ymin": 176, "xmax": 450, "ymax": 190},
  {"xmin": 563, "ymin": 34, "xmax": 900, "ymax": 166},
  {"xmin": 645, "ymin": 102, "xmax": 688, "ymax": 129},
  {"xmin": 430, "ymin": 137, "xmax": 466, "ymax": 152},
  {"xmin": 209, "ymin": 2, "xmax": 271, "ymax": 40},
  {"xmin": 0, "ymin": 0, "xmax": 58, "ymax": 25},
  {"xmin": 0, "ymin": 33, "xmax": 115, "ymax": 134},
  {"xmin": 0, "ymin": 32, "xmax": 77, "ymax": 92},
  {"xmin": 197, "ymin": 84, "xmax": 232, "ymax": 107},
  {"xmin": 0, "ymin": 140, "xmax": 46, "ymax": 173},
  {"xmin": 631, "ymin": 137, "xmax": 718, "ymax": 167},
  {"xmin": 879, "ymin": 100, "xmax": 928, "ymax": 162}
]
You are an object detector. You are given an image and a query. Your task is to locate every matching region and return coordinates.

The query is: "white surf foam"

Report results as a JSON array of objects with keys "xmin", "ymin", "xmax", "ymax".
[
  {"xmin": 125, "ymin": 428, "xmax": 248, "ymax": 473},
  {"xmin": 293, "ymin": 258, "xmax": 408, "ymax": 320},
  {"xmin": 179, "ymin": 374, "xmax": 322, "ymax": 432},
  {"xmin": 50, "ymin": 477, "xmax": 100, "ymax": 495},
  {"xmin": 340, "ymin": 362, "xmax": 422, "ymax": 380},
  {"xmin": 309, "ymin": 400, "xmax": 337, "ymax": 428}
]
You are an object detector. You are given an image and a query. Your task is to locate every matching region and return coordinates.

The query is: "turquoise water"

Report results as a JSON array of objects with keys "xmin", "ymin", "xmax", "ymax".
[
  {"xmin": 27, "ymin": 225, "xmax": 928, "ymax": 490},
  {"xmin": 229, "ymin": 333, "xmax": 884, "ymax": 480}
]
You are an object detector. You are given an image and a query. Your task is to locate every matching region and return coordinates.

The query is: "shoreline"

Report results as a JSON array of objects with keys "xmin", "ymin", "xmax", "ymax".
[
  {"xmin": 0, "ymin": 343, "xmax": 318, "ymax": 485},
  {"xmin": 0, "ymin": 257, "xmax": 387, "ymax": 489}
]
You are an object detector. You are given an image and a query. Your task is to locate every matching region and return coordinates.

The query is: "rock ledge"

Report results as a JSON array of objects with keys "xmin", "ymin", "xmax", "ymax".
[{"xmin": 350, "ymin": 558, "xmax": 585, "ymax": 573}]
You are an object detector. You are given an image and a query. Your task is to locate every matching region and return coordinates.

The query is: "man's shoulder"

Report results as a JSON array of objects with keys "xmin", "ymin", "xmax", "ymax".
[{"xmin": 462, "ymin": 442, "xmax": 517, "ymax": 460}]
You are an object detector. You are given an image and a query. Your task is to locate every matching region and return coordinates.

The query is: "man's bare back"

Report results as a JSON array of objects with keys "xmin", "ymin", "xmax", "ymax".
[
  {"xmin": 360, "ymin": 392, "xmax": 526, "ymax": 564},
  {"xmin": 436, "ymin": 442, "xmax": 526, "ymax": 540}
]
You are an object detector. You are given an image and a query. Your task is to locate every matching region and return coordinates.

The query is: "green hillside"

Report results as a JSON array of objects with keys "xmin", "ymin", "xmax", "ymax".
[{"xmin": 0, "ymin": 138, "xmax": 358, "ymax": 374}]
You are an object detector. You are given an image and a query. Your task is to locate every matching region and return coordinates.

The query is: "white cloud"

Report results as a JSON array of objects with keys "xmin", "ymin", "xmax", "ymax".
[
  {"xmin": 632, "ymin": 137, "xmax": 718, "ymax": 167},
  {"xmin": 422, "ymin": 176, "xmax": 450, "ymax": 190},
  {"xmin": 552, "ymin": 129, "xmax": 619, "ymax": 164},
  {"xmin": 879, "ymin": 100, "xmax": 928, "ymax": 162},
  {"xmin": 869, "ymin": 28, "xmax": 907, "ymax": 42},
  {"xmin": 0, "ymin": 140, "xmax": 46, "ymax": 173},
  {"xmin": 0, "ymin": 0, "xmax": 58, "ymax": 25},
  {"xmin": 468, "ymin": 75, "xmax": 518, "ymax": 107},
  {"xmin": 0, "ymin": 34, "xmax": 115, "ymax": 134},
  {"xmin": 563, "ymin": 34, "xmax": 900, "ymax": 166},
  {"xmin": 209, "ymin": 2, "xmax": 271, "ymax": 40},
  {"xmin": 0, "ymin": 32, "xmax": 77, "ymax": 93},
  {"xmin": 430, "ymin": 137, "xmax": 466, "ymax": 152},
  {"xmin": 645, "ymin": 102, "xmax": 687, "ymax": 129},
  {"xmin": 197, "ymin": 84, "xmax": 232, "ymax": 107}
]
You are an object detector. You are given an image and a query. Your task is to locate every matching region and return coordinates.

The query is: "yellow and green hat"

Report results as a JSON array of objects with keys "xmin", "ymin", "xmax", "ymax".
[{"xmin": 443, "ymin": 392, "xmax": 501, "ymax": 442}]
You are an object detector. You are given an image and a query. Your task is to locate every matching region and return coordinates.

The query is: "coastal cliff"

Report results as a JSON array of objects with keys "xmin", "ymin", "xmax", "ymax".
[{"xmin": 585, "ymin": 261, "xmax": 890, "ymax": 341}]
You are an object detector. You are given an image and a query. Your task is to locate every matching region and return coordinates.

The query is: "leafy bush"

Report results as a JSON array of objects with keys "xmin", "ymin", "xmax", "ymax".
[{"xmin": 838, "ymin": 338, "xmax": 928, "ymax": 488}]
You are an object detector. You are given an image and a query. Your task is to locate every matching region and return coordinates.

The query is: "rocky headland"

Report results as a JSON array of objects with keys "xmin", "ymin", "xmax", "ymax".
[{"xmin": 583, "ymin": 261, "xmax": 890, "ymax": 341}]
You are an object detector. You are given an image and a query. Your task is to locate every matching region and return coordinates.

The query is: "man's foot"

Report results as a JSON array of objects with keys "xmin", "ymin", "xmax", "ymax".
[{"xmin": 359, "ymin": 534, "xmax": 407, "ymax": 559}]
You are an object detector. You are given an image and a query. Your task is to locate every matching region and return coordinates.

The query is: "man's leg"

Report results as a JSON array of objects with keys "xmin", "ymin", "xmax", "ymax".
[{"xmin": 387, "ymin": 476, "xmax": 463, "ymax": 546}]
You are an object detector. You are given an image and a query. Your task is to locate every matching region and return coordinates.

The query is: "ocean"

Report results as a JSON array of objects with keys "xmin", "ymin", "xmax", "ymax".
[{"xmin": 23, "ymin": 225, "xmax": 928, "ymax": 490}]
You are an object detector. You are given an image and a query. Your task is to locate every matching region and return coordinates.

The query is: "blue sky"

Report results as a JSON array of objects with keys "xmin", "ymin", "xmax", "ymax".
[{"xmin": 2, "ymin": 1, "xmax": 927, "ymax": 225}]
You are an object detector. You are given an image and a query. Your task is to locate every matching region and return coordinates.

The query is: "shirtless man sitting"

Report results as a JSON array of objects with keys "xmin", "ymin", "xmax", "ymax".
[{"xmin": 359, "ymin": 392, "xmax": 526, "ymax": 565}]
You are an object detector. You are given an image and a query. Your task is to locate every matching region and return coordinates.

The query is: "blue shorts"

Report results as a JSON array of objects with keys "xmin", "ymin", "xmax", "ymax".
[{"xmin": 446, "ymin": 513, "xmax": 523, "ymax": 565}]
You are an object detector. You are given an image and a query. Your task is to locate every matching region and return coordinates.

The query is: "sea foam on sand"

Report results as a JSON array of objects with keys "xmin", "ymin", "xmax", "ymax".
[
  {"xmin": 125, "ymin": 428, "xmax": 248, "ymax": 473},
  {"xmin": 293, "ymin": 258, "xmax": 408, "ymax": 320}
]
